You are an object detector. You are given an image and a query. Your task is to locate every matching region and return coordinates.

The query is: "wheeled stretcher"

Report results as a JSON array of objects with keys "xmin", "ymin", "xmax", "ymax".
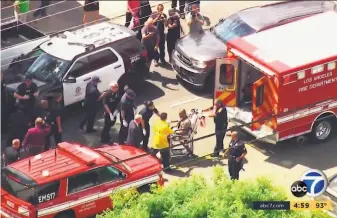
[{"xmin": 169, "ymin": 109, "xmax": 205, "ymax": 158}]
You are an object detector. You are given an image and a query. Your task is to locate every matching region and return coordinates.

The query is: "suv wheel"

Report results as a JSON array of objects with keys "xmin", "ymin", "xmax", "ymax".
[{"xmin": 204, "ymin": 72, "xmax": 215, "ymax": 92}]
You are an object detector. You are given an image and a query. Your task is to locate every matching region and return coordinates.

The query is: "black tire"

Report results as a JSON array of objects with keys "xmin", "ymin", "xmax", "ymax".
[
  {"xmin": 203, "ymin": 72, "xmax": 215, "ymax": 92},
  {"xmin": 311, "ymin": 117, "xmax": 334, "ymax": 142},
  {"xmin": 55, "ymin": 211, "xmax": 75, "ymax": 218}
]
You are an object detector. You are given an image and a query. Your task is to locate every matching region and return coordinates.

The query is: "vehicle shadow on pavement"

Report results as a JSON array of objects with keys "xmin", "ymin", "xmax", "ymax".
[
  {"xmin": 245, "ymin": 131, "xmax": 337, "ymax": 171},
  {"xmin": 175, "ymin": 76, "xmax": 213, "ymax": 99},
  {"xmin": 148, "ymin": 71, "xmax": 179, "ymax": 90},
  {"xmin": 167, "ymin": 156, "xmax": 226, "ymax": 178}
]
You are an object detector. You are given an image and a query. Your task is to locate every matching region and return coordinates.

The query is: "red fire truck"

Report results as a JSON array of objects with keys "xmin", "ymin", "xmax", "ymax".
[
  {"xmin": 0, "ymin": 142, "xmax": 163, "ymax": 218},
  {"xmin": 214, "ymin": 11, "xmax": 337, "ymax": 143}
]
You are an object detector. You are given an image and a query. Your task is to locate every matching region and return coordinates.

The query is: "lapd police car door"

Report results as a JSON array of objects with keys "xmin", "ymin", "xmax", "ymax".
[
  {"xmin": 62, "ymin": 56, "xmax": 91, "ymax": 106},
  {"xmin": 62, "ymin": 48, "xmax": 124, "ymax": 106}
]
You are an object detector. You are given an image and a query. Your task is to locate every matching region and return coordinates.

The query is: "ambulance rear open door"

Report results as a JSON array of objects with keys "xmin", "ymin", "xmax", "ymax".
[
  {"xmin": 251, "ymin": 76, "xmax": 277, "ymax": 131},
  {"xmin": 214, "ymin": 55, "xmax": 239, "ymax": 107}
]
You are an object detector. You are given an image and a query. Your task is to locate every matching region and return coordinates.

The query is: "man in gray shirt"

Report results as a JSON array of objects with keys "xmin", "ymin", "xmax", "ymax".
[
  {"xmin": 187, "ymin": 4, "xmax": 204, "ymax": 34},
  {"xmin": 141, "ymin": 18, "xmax": 160, "ymax": 67}
]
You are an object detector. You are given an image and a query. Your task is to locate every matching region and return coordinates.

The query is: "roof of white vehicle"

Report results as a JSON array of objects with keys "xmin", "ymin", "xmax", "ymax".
[
  {"xmin": 40, "ymin": 22, "xmax": 133, "ymax": 61},
  {"xmin": 228, "ymin": 11, "xmax": 337, "ymax": 75}
]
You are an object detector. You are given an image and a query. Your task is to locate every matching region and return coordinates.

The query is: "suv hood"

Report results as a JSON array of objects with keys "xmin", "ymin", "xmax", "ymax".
[
  {"xmin": 175, "ymin": 30, "xmax": 227, "ymax": 61},
  {"xmin": 96, "ymin": 145, "xmax": 162, "ymax": 174}
]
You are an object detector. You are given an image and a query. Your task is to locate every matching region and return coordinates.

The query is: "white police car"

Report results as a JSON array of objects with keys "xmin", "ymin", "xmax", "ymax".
[
  {"xmin": 3, "ymin": 21, "xmax": 148, "ymax": 107},
  {"xmin": 315, "ymin": 174, "xmax": 337, "ymax": 217}
]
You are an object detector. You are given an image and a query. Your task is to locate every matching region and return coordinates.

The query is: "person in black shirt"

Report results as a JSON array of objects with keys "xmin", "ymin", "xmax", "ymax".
[
  {"xmin": 167, "ymin": 9, "xmax": 184, "ymax": 63},
  {"xmin": 119, "ymin": 89, "xmax": 137, "ymax": 144},
  {"xmin": 139, "ymin": 101, "xmax": 159, "ymax": 151},
  {"xmin": 45, "ymin": 93, "xmax": 63, "ymax": 150},
  {"xmin": 3, "ymin": 139, "xmax": 20, "ymax": 166},
  {"xmin": 14, "ymin": 74, "xmax": 39, "ymax": 122},
  {"xmin": 227, "ymin": 131, "xmax": 247, "ymax": 180},
  {"xmin": 203, "ymin": 99, "xmax": 228, "ymax": 157},
  {"xmin": 100, "ymin": 82, "xmax": 121, "ymax": 143},
  {"xmin": 151, "ymin": 4, "xmax": 168, "ymax": 64},
  {"xmin": 79, "ymin": 76, "xmax": 106, "ymax": 133},
  {"xmin": 6, "ymin": 104, "xmax": 31, "ymax": 149}
]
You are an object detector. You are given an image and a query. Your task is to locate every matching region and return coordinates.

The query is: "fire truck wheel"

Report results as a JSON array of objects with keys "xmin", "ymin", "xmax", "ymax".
[
  {"xmin": 311, "ymin": 118, "xmax": 334, "ymax": 142},
  {"xmin": 54, "ymin": 210, "xmax": 75, "ymax": 218}
]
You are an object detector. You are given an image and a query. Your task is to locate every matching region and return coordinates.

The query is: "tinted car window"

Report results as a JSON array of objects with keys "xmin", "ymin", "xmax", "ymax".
[
  {"xmin": 87, "ymin": 49, "xmax": 118, "ymax": 71},
  {"xmin": 213, "ymin": 14, "xmax": 256, "ymax": 43},
  {"xmin": 97, "ymin": 166, "xmax": 124, "ymax": 184},
  {"xmin": 68, "ymin": 56, "xmax": 90, "ymax": 78},
  {"xmin": 1, "ymin": 172, "xmax": 60, "ymax": 205},
  {"xmin": 67, "ymin": 170, "xmax": 99, "ymax": 194},
  {"xmin": 37, "ymin": 181, "xmax": 60, "ymax": 204}
]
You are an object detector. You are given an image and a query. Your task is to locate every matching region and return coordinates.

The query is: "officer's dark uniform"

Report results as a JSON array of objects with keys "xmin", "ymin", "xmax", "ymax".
[
  {"xmin": 15, "ymin": 76, "xmax": 39, "ymax": 122},
  {"xmin": 118, "ymin": 89, "xmax": 136, "ymax": 144},
  {"xmin": 80, "ymin": 78, "xmax": 102, "ymax": 132},
  {"xmin": 3, "ymin": 146, "xmax": 20, "ymax": 166},
  {"xmin": 139, "ymin": 106, "xmax": 158, "ymax": 150},
  {"xmin": 213, "ymin": 106, "xmax": 228, "ymax": 156},
  {"xmin": 100, "ymin": 90, "xmax": 121, "ymax": 143},
  {"xmin": 228, "ymin": 139, "xmax": 247, "ymax": 180},
  {"xmin": 6, "ymin": 107, "xmax": 30, "ymax": 148},
  {"xmin": 45, "ymin": 100, "xmax": 63, "ymax": 150}
]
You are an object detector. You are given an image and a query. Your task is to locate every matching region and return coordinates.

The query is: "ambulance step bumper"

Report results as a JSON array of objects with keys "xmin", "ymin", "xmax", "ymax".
[{"xmin": 229, "ymin": 118, "xmax": 278, "ymax": 144}]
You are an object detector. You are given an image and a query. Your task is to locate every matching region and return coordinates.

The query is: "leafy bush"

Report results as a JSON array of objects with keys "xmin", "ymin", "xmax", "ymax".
[{"xmin": 97, "ymin": 166, "xmax": 330, "ymax": 218}]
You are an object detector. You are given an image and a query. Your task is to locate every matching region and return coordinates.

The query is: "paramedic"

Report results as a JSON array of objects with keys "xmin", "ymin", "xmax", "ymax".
[
  {"xmin": 227, "ymin": 131, "xmax": 247, "ymax": 180},
  {"xmin": 119, "ymin": 89, "xmax": 137, "ymax": 144},
  {"xmin": 151, "ymin": 112, "xmax": 173, "ymax": 172},
  {"xmin": 139, "ymin": 101, "xmax": 159, "ymax": 151},
  {"xmin": 100, "ymin": 82, "xmax": 120, "ymax": 143},
  {"xmin": 203, "ymin": 99, "xmax": 228, "ymax": 157}
]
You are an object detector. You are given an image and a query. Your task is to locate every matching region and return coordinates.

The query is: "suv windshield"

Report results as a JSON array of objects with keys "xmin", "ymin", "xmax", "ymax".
[
  {"xmin": 2, "ymin": 172, "xmax": 36, "ymax": 205},
  {"xmin": 27, "ymin": 51, "xmax": 71, "ymax": 82},
  {"xmin": 213, "ymin": 14, "xmax": 256, "ymax": 43}
]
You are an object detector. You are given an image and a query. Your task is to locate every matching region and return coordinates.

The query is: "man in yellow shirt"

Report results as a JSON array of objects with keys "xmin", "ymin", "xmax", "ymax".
[{"xmin": 151, "ymin": 112, "xmax": 173, "ymax": 172}]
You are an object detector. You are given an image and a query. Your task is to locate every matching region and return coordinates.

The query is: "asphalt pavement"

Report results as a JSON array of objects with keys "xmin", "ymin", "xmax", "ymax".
[{"xmin": 2, "ymin": 1, "xmax": 337, "ymax": 198}]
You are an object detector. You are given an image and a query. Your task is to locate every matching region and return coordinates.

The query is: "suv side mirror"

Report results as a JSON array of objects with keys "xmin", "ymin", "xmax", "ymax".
[{"xmin": 63, "ymin": 76, "xmax": 76, "ymax": 83}]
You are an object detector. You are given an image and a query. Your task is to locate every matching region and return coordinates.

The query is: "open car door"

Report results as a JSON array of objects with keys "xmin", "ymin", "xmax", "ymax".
[
  {"xmin": 214, "ymin": 57, "xmax": 239, "ymax": 107},
  {"xmin": 251, "ymin": 76, "xmax": 278, "ymax": 131}
]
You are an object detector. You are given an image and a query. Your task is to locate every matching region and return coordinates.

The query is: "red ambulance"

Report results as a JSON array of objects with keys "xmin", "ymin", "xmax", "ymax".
[{"xmin": 214, "ymin": 11, "xmax": 337, "ymax": 143}]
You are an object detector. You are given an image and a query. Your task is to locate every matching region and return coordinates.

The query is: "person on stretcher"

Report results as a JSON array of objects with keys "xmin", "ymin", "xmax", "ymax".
[{"xmin": 171, "ymin": 109, "xmax": 191, "ymax": 137}]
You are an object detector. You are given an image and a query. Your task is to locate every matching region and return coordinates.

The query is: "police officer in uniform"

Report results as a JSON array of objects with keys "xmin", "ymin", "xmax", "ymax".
[
  {"xmin": 100, "ymin": 82, "xmax": 121, "ymax": 143},
  {"xmin": 45, "ymin": 93, "xmax": 63, "ymax": 150},
  {"xmin": 79, "ymin": 76, "xmax": 106, "ymax": 133},
  {"xmin": 14, "ymin": 75, "xmax": 39, "ymax": 122},
  {"xmin": 119, "ymin": 88, "xmax": 137, "ymax": 144},
  {"xmin": 139, "ymin": 101, "xmax": 159, "ymax": 151},
  {"xmin": 227, "ymin": 131, "xmax": 247, "ymax": 180},
  {"xmin": 203, "ymin": 99, "xmax": 228, "ymax": 157}
]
